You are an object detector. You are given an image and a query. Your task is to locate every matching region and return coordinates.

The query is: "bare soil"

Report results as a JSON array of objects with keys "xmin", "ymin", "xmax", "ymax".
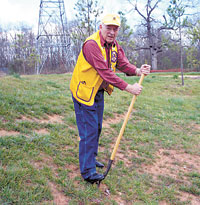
[
  {"xmin": 0, "ymin": 130, "xmax": 20, "ymax": 136},
  {"xmin": 141, "ymin": 149, "xmax": 200, "ymax": 204},
  {"xmin": 18, "ymin": 114, "xmax": 64, "ymax": 124},
  {"xmin": 31, "ymin": 153, "xmax": 70, "ymax": 204},
  {"xmin": 0, "ymin": 114, "xmax": 62, "ymax": 137}
]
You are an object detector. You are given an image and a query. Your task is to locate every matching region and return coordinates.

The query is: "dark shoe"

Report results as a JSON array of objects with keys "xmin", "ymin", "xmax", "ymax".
[
  {"xmin": 96, "ymin": 161, "xmax": 104, "ymax": 168},
  {"xmin": 85, "ymin": 173, "xmax": 104, "ymax": 184}
]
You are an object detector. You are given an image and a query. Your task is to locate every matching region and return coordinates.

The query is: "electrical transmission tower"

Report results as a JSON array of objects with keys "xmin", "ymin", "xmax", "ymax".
[{"xmin": 36, "ymin": 0, "xmax": 71, "ymax": 74}]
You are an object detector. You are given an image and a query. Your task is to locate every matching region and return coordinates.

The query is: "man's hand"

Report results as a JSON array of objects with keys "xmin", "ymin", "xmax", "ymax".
[
  {"xmin": 125, "ymin": 83, "xmax": 143, "ymax": 95},
  {"xmin": 136, "ymin": 64, "xmax": 151, "ymax": 76}
]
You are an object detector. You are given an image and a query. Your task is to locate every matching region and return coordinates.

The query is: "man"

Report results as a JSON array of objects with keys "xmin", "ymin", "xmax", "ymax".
[{"xmin": 70, "ymin": 14, "xmax": 151, "ymax": 184}]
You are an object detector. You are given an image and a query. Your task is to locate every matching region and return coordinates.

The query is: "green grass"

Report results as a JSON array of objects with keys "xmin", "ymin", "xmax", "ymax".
[{"xmin": 0, "ymin": 73, "xmax": 200, "ymax": 204}]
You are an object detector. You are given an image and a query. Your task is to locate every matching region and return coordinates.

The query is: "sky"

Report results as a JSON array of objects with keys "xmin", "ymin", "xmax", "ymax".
[
  {"xmin": 0, "ymin": 0, "xmax": 75, "ymax": 30},
  {"xmin": 0, "ymin": 0, "xmax": 199, "ymax": 33},
  {"xmin": 0, "ymin": 0, "xmax": 127, "ymax": 32}
]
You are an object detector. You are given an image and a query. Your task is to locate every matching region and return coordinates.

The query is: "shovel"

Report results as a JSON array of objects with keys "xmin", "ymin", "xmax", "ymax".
[{"xmin": 98, "ymin": 74, "xmax": 145, "ymax": 186}]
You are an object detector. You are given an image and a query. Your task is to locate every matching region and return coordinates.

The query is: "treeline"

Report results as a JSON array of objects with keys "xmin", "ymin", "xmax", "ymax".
[
  {"xmin": 0, "ymin": 25, "xmax": 37, "ymax": 75},
  {"xmin": 0, "ymin": 0, "xmax": 200, "ymax": 75}
]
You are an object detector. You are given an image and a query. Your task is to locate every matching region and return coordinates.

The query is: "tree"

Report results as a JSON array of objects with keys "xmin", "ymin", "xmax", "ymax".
[
  {"xmin": 71, "ymin": 0, "xmax": 103, "ymax": 61},
  {"xmin": 189, "ymin": 19, "xmax": 200, "ymax": 44},
  {"xmin": 165, "ymin": 0, "xmax": 200, "ymax": 84},
  {"xmin": 127, "ymin": 0, "xmax": 200, "ymax": 71},
  {"xmin": 167, "ymin": 0, "xmax": 186, "ymax": 85},
  {"xmin": 186, "ymin": 46, "xmax": 200, "ymax": 71},
  {"xmin": 68, "ymin": 20, "xmax": 84, "ymax": 61},
  {"xmin": 127, "ymin": 0, "xmax": 167, "ymax": 69},
  {"xmin": 187, "ymin": 17, "xmax": 200, "ymax": 71},
  {"xmin": 0, "ymin": 23, "xmax": 39, "ymax": 75},
  {"xmin": 117, "ymin": 12, "xmax": 137, "ymax": 64},
  {"xmin": 74, "ymin": 0, "xmax": 103, "ymax": 41}
]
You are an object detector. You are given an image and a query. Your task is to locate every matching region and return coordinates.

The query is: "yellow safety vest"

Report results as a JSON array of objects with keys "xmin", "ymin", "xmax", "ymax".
[{"xmin": 70, "ymin": 31, "xmax": 118, "ymax": 106}]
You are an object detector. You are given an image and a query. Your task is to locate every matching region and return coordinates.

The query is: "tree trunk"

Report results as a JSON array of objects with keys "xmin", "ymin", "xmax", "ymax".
[{"xmin": 151, "ymin": 48, "xmax": 158, "ymax": 70}]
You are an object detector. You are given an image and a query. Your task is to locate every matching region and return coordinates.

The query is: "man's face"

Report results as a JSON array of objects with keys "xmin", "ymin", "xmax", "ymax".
[{"xmin": 100, "ymin": 24, "xmax": 119, "ymax": 43}]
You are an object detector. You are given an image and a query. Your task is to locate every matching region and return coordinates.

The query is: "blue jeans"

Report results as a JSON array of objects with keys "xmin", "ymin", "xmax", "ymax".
[{"xmin": 72, "ymin": 90, "xmax": 104, "ymax": 179}]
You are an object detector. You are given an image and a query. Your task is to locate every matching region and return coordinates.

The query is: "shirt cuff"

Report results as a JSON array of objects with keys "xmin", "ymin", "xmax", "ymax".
[{"xmin": 119, "ymin": 81, "xmax": 128, "ymax": 91}]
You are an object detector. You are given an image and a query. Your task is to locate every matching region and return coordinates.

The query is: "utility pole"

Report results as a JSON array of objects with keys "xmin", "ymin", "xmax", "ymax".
[{"xmin": 36, "ymin": 0, "xmax": 71, "ymax": 74}]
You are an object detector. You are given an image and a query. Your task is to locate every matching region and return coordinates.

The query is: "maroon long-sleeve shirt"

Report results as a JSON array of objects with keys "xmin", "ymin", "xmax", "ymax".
[{"xmin": 82, "ymin": 31, "xmax": 137, "ymax": 91}]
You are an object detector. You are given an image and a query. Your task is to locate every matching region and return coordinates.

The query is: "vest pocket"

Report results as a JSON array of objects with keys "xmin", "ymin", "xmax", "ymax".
[
  {"xmin": 104, "ymin": 84, "xmax": 114, "ymax": 95},
  {"xmin": 76, "ymin": 81, "xmax": 94, "ymax": 102}
]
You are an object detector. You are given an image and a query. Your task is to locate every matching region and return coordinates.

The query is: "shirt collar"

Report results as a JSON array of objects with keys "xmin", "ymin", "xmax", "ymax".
[{"xmin": 99, "ymin": 31, "xmax": 116, "ymax": 48}]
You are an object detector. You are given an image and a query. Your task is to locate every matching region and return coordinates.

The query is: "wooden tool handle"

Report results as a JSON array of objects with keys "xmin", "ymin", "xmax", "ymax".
[{"xmin": 110, "ymin": 74, "xmax": 145, "ymax": 160}]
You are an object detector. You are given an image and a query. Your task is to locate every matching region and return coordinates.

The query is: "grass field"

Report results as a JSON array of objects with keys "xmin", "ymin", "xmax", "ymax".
[{"xmin": 0, "ymin": 73, "xmax": 200, "ymax": 204}]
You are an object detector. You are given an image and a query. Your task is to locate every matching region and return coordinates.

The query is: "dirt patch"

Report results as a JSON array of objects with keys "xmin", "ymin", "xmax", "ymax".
[
  {"xmin": 103, "ymin": 190, "xmax": 128, "ymax": 205},
  {"xmin": 67, "ymin": 163, "xmax": 80, "ymax": 179},
  {"xmin": 141, "ymin": 149, "xmax": 200, "ymax": 204},
  {"xmin": 178, "ymin": 192, "xmax": 200, "ymax": 205},
  {"xmin": 34, "ymin": 129, "xmax": 49, "ymax": 135},
  {"xmin": 192, "ymin": 123, "xmax": 200, "ymax": 131},
  {"xmin": 113, "ymin": 150, "xmax": 137, "ymax": 168},
  {"xmin": 31, "ymin": 153, "xmax": 70, "ymax": 204},
  {"xmin": 40, "ymin": 115, "xmax": 64, "ymax": 124},
  {"xmin": 142, "ymin": 149, "xmax": 200, "ymax": 176},
  {"xmin": 48, "ymin": 182, "xmax": 69, "ymax": 205},
  {"xmin": 182, "ymin": 75, "xmax": 200, "ymax": 79},
  {"xmin": 103, "ymin": 113, "xmax": 126, "ymax": 128},
  {"xmin": 18, "ymin": 114, "xmax": 64, "ymax": 124},
  {"xmin": 0, "ymin": 130, "xmax": 20, "ymax": 137},
  {"xmin": 160, "ymin": 75, "xmax": 200, "ymax": 79},
  {"xmin": 0, "ymin": 129, "xmax": 49, "ymax": 137},
  {"xmin": 31, "ymin": 153, "xmax": 59, "ymax": 176}
]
